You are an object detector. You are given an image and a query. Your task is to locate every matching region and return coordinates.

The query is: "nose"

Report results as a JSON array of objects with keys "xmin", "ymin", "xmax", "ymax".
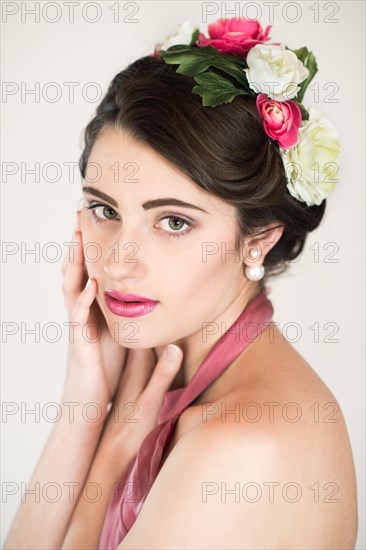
[{"xmin": 103, "ymin": 229, "xmax": 145, "ymax": 282}]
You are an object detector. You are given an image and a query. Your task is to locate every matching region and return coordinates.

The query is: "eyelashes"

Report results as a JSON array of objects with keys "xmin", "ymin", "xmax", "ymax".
[
  {"xmin": 84, "ymin": 204, "xmax": 117, "ymax": 224},
  {"xmin": 83, "ymin": 202, "xmax": 193, "ymax": 240}
]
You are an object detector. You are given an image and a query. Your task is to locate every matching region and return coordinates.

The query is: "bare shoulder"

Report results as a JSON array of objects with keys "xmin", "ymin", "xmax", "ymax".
[
  {"xmin": 191, "ymin": 323, "xmax": 358, "ymax": 548},
  {"xmin": 118, "ymin": 324, "xmax": 358, "ymax": 549}
]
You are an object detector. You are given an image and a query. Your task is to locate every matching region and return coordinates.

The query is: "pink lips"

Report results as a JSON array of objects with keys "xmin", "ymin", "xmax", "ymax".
[{"xmin": 104, "ymin": 290, "xmax": 159, "ymax": 318}]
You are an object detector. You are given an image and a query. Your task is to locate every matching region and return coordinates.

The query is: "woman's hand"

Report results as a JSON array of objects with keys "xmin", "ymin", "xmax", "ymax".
[
  {"xmin": 98, "ymin": 345, "xmax": 183, "ymax": 467},
  {"xmin": 59, "ymin": 346, "xmax": 183, "ymax": 549},
  {"xmin": 60, "ymin": 212, "xmax": 127, "ymax": 418}
]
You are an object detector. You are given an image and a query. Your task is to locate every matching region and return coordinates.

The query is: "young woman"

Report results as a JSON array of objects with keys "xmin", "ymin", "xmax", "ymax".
[{"xmin": 5, "ymin": 17, "xmax": 358, "ymax": 550}]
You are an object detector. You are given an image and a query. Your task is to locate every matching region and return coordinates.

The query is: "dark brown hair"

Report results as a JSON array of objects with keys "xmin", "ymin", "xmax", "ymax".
[{"xmin": 79, "ymin": 55, "xmax": 326, "ymax": 287}]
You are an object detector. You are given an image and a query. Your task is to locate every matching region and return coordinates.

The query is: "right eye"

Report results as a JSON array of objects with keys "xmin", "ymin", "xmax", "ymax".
[{"xmin": 84, "ymin": 203, "xmax": 120, "ymax": 224}]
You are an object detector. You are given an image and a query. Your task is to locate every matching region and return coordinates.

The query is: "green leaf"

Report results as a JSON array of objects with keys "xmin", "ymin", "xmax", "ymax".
[
  {"xmin": 290, "ymin": 46, "xmax": 318, "ymax": 103},
  {"xmin": 191, "ymin": 71, "xmax": 250, "ymax": 107},
  {"xmin": 291, "ymin": 46, "xmax": 309, "ymax": 64},
  {"xmin": 293, "ymin": 100, "xmax": 309, "ymax": 121},
  {"xmin": 189, "ymin": 28, "xmax": 199, "ymax": 46},
  {"xmin": 159, "ymin": 44, "xmax": 249, "ymax": 87}
]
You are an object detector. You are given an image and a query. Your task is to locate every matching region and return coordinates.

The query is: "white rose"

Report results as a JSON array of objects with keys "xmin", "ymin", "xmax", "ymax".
[
  {"xmin": 280, "ymin": 107, "xmax": 340, "ymax": 207},
  {"xmin": 160, "ymin": 20, "xmax": 197, "ymax": 50},
  {"xmin": 244, "ymin": 44, "xmax": 309, "ymax": 101}
]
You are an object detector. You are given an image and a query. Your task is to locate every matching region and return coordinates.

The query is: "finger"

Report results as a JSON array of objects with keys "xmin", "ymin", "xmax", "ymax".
[
  {"xmin": 140, "ymin": 345, "xmax": 183, "ymax": 413},
  {"xmin": 120, "ymin": 347, "xmax": 157, "ymax": 397},
  {"xmin": 61, "ymin": 230, "xmax": 75, "ymax": 275},
  {"xmin": 69, "ymin": 278, "xmax": 101, "ymax": 366},
  {"xmin": 69, "ymin": 277, "xmax": 96, "ymax": 325},
  {"xmin": 63, "ymin": 230, "xmax": 87, "ymax": 314},
  {"xmin": 61, "ymin": 211, "xmax": 82, "ymax": 275},
  {"xmin": 75, "ymin": 209, "xmax": 81, "ymax": 231}
]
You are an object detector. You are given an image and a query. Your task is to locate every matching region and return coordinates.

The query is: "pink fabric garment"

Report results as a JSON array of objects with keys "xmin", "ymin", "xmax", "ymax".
[{"xmin": 99, "ymin": 285, "xmax": 274, "ymax": 549}]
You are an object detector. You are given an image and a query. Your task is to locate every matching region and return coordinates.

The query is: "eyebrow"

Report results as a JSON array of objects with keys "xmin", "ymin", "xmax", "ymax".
[{"xmin": 82, "ymin": 186, "xmax": 210, "ymax": 214}]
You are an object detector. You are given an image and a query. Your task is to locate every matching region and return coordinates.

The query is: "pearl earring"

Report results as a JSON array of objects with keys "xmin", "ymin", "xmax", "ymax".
[
  {"xmin": 244, "ymin": 247, "xmax": 265, "ymax": 281},
  {"xmin": 245, "ymin": 264, "xmax": 265, "ymax": 281}
]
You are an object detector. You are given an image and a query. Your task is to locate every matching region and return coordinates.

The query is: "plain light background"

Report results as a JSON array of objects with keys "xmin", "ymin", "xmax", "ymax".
[{"xmin": 1, "ymin": 1, "xmax": 365, "ymax": 547}]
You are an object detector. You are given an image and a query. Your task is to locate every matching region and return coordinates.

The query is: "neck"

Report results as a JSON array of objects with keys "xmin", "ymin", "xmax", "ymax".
[{"xmin": 154, "ymin": 279, "xmax": 262, "ymax": 391}]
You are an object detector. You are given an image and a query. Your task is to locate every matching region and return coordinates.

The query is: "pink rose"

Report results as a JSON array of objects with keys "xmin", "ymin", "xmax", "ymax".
[
  {"xmin": 256, "ymin": 93, "xmax": 302, "ymax": 149},
  {"xmin": 197, "ymin": 17, "xmax": 275, "ymax": 57}
]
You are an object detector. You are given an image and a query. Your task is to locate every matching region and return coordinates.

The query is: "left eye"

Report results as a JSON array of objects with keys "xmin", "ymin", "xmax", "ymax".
[{"xmin": 157, "ymin": 216, "xmax": 192, "ymax": 238}]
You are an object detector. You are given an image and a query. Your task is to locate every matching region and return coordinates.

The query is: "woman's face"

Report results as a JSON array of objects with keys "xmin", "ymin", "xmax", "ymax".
[{"xmin": 80, "ymin": 126, "xmax": 252, "ymax": 349}]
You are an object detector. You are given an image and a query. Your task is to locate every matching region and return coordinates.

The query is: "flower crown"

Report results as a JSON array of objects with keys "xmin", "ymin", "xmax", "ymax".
[{"xmin": 151, "ymin": 18, "xmax": 340, "ymax": 207}]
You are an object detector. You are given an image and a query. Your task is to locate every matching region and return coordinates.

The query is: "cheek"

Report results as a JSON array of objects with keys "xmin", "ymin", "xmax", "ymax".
[
  {"xmin": 159, "ymin": 234, "xmax": 240, "ymax": 302},
  {"xmin": 80, "ymin": 218, "xmax": 109, "ymax": 272},
  {"xmin": 153, "ymin": 236, "xmax": 241, "ymax": 339}
]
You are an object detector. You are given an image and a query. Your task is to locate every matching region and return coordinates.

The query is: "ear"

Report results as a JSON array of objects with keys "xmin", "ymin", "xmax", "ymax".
[{"xmin": 242, "ymin": 223, "xmax": 284, "ymax": 267}]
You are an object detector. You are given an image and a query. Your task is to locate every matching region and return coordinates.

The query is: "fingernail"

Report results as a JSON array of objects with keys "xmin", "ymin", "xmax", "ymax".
[
  {"xmin": 165, "ymin": 344, "xmax": 181, "ymax": 361},
  {"xmin": 85, "ymin": 277, "xmax": 92, "ymax": 290}
]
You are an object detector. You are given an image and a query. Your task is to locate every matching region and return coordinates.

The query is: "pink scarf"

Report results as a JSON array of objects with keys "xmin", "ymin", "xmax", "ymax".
[{"xmin": 99, "ymin": 285, "xmax": 274, "ymax": 549}]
